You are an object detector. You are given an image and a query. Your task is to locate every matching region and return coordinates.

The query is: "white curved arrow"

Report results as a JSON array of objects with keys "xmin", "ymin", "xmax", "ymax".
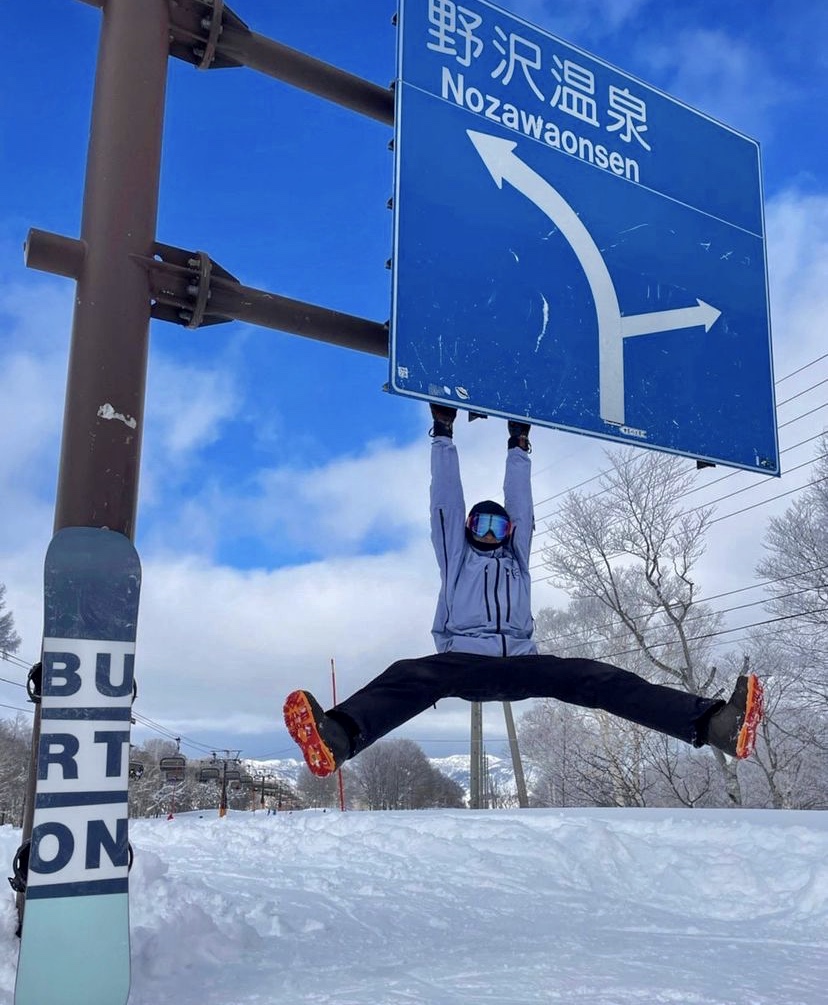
[{"xmin": 466, "ymin": 129, "xmax": 721, "ymax": 426}]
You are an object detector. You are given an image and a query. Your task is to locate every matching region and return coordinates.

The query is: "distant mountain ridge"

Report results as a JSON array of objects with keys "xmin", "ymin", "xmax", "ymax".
[{"xmin": 245, "ymin": 753, "xmax": 519, "ymax": 802}]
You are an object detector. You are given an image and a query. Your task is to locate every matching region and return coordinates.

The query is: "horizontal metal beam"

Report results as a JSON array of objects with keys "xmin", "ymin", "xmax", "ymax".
[
  {"xmin": 24, "ymin": 229, "xmax": 86, "ymax": 278},
  {"xmin": 144, "ymin": 245, "xmax": 390, "ymax": 356},
  {"xmin": 217, "ymin": 25, "xmax": 394, "ymax": 125},
  {"xmin": 25, "ymin": 228, "xmax": 389, "ymax": 358},
  {"xmin": 166, "ymin": 0, "xmax": 395, "ymax": 125}
]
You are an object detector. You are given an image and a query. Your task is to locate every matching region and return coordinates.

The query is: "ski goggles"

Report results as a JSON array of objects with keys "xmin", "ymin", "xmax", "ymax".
[{"xmin": 467, "ymin": 512, "xmax": 512, "ymax": 540}]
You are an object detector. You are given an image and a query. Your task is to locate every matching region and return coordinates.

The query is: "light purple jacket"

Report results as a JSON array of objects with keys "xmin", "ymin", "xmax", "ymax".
[{"xmin": 430, "ymin": 436, "xmax": 536, "ymax": 657}]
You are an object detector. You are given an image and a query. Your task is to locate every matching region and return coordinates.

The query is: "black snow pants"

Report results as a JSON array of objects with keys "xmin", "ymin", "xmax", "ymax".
[{"xmin": 334, "ymin": 651, "xmax": 721, "ymax": 758}]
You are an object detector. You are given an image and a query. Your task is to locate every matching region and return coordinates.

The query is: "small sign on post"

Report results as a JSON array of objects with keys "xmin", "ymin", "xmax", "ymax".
[{"xmin": 389, "ymin": 0, "xmax": 778, "ymax": 474}]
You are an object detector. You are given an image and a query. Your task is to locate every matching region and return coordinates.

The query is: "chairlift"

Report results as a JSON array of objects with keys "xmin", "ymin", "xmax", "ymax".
[
  {"xmin": 159, "ymin": 754, "xmax": 186, "ymax": 783},
  {"xmin": 128, "ymin": 761, "xmax": 144, "ymax": 780},
  {"xmin": 224, "ymin": 768, "xmax": 242, "ymax": 783},
  {"xmin": 240, "ymin": 773, "xmax": 255, "ymax": 787},
  {"xmin": 199, "ymin": 766, "xmax": 220, "ymax": 783}
]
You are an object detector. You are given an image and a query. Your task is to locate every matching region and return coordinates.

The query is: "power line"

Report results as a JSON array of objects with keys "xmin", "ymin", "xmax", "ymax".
[
  {"xmin": 4, "ymin": 354, "xmax": 827, "ymax": 755},
  {"xmin": 709, "ymin": 475, "xmax": 828, "ymax": 525},
  {"xmin": 130, "ymin": 712, "xmax": 219, "ymax": 756},
  {"xmin": 678, "ymin": 430, "xmax": 826, "ymax": 501},
  {"xmin": 778, "ymin": 352, "xmax": 828, "ymax": 384},
  {"xmin": 532, "ymin": 577, "xmax": 828, "ymax": 653},
  {"xmin": 0, "ymin": 650, "xmax": 236, "ymax": 756},
  {"xmin": 546, "ymin": 605, "xmax": 828, "ymax": 667},
  {"xmin": 530, "ymin": 404, "xmax": 827, "ymax": 537},
  {"xmin": 776, "ymin": 376, "xmax": 828, "ymax": 409},
  {"xmin": 778, "ymin": 399, "xmax": 828, "ymax": 430},
  {"xmin": 0, "ymin": 652, "xmax": 33, "ymax": 675},
  {"xmin": 528, "ymin": 462, "xmax": 825, "ymax": 574},
  {"xmin": 685, "ymin": 455, "xmax": 826, "ymax": 517}
]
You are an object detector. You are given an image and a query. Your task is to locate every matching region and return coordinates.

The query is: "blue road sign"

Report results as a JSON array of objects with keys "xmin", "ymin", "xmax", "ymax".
[{"xmin": 389, "ymin": 0, "xmax": 779, "ymax": 474}]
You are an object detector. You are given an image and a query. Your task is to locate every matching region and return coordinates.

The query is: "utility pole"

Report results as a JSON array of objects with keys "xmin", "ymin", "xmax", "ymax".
[
  {"xmin": 210, "ymin": 750, "xmax": 242, "ymax": 818},
  {"xmin": 469, "ymin": 701, "xmax": 529, "ymax": 809},
  {"xmin": 330, "ymin": 659, "xmax": 346, "ymax": 812},
  {"xmin": 502, "ymin": 702, "xmax": 529, "ymax": 808},
  {"xmin": 469, "ymin": 702, "xmax": 484, "ymax": 809}
]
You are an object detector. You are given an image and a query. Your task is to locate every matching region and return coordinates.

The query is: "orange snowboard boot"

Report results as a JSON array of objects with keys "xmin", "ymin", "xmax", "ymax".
[{"xmin": 283, "ymin": 690, "xmax": 350, "ymax": 778}]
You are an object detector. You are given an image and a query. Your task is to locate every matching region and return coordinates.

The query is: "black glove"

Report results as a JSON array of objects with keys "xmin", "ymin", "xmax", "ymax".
[
  {"xmin": 429, "ymin": 403, "xmax": 457, "ymax": 438},
  {"xmin": 508, "ymin": 420, "xmax": 531, "ymax": 452}
]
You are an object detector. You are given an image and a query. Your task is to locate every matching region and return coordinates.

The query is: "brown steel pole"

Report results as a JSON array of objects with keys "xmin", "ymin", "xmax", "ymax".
[
  {"xmin": 17, "ymin": 0, "xmax": 170, "ymax": 924},
  {"xmin": 54, "ymin": 0, "xmax": 169, "ymax": 536}
]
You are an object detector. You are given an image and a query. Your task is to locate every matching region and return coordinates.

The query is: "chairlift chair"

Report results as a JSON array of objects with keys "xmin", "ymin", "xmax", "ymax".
[{"xmin": 159, "ymin": 754, "xmax": 186, "ymax": 783}]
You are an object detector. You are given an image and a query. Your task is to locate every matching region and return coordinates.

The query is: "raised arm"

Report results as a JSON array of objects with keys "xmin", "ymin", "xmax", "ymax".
[
  {"xmin": 429, "ymin": 405, "xmax": 466, "ymax": 582},
  {"xmin": 504, "ymin": 422, "xmax": 534, "ymax": 567}
]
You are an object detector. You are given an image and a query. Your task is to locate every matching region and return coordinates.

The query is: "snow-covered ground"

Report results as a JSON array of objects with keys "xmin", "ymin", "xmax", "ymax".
[{"xmin": 0, "ymin": 808, "xmax": 825, "ymax": 1004}]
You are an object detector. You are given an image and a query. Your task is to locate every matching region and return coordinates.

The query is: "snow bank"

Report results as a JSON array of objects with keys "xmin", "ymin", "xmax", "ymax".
[{"xmin": 0, "ymin": 808, "xmax": 825, "ymax": 1003}]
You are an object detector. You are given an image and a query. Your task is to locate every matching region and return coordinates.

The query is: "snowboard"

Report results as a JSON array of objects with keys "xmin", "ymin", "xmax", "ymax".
[{"xmin": 14, "ymin": 527, "xmax": 141, "ymax": 1005}]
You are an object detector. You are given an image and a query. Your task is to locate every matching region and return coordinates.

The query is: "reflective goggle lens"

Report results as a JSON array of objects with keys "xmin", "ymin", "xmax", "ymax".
[{"xmin": 469, "ymin": 513, "xmax": 511, "ymax": 540}]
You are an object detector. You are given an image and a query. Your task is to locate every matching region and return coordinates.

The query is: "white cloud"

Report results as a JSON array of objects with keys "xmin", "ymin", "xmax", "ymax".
[
  {"xmin": 765, "ymin": 189, "xmax": 828, "ymax": 375},
  {"xmin": 638, "ymin": 27, "xmax": 790, "ymax": 138},
  {"xmin": 131, "ymin": 543, "xmax": 438, "ymax": 745},
  {"xmin": 145, "ymin": 357, "xmax": 240, "ymax": 459},
  {"xmin": 507, "ymin": 0, "xmax": 649, "ymax": 39},
  {"xmin": 251, "ymin": 437, "xmax": 430, "ymax": 552},
  {"xmin": 0, "ymin": 281, "xmax": 69, "ymax": 483}
]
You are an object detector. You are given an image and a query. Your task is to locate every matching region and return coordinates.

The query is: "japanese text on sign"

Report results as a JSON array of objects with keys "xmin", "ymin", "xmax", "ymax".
[{"xmin": 425, "ymin": 0, "xmax": 652, "ymax": 183}]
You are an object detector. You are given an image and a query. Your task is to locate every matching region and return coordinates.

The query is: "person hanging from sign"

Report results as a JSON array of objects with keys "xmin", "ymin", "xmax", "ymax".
[{"xmin": 283, "ymin": 405, "xmax": 764, "ymax": 777}]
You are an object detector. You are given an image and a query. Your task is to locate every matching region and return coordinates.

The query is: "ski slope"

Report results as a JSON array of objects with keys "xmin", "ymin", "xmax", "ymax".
[{"xmin": 0, "ymin": 807, "xmax": 825, "ymax": 1004}]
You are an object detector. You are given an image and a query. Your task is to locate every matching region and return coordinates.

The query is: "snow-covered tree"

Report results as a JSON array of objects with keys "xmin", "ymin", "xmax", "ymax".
[
  {"xmin": 756, "ymin": 431, "xmax": 828, "ymax": 704},
  {"xmin": 536, "ymin": 447, "xmax": 749, "ymax": 805},
  {"xmin": 0, "ymin": 714, "xmax": 31, "ymax": 826},
  {"xmin": 0, "ymin": 583, "xmax": 21, "ymax": 656},
  {"xmin": 750, "ymin": 432, "xmax": 828, "ymax": 807},
  {"xmin": 349, "ymin": 739, "xmax": 464, "ymax": 810}
]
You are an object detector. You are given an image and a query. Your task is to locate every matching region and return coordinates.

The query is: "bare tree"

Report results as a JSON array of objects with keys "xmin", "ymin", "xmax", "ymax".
[
  {"xmin": 756, "ymin": 432, "xmax": 828, "ymax": 703},
  {"xmin": 745, "ymin": 432, "xmax": 828, "ymax": 807},
  {"xmin": 520, "ymin": 699, "xmax": 607, "ymax": 806},
  {"xmin": 539, "ymin": 446, "xmax": 748, "ymax": 805},
  {"xmin": 349, "ymin": 738, "xmax": 464, "ymax": 810},
  {"xmin": 0, "ymin": 584, "xmax": 21, "ymax": 656},
  {"xmin": 644, "ymin": 732, "xmax": 716, "ymax": 808},
  {"xmin": 740, "ymin": 629, "xmax": 828, "ymax": 809},
  {"xmin": 296, "ymin": 768, "xmax": 341, "ymax": 809},
  {"xmin": 0, "ymin": 714, "xmax": 31, "ymax": 826}
]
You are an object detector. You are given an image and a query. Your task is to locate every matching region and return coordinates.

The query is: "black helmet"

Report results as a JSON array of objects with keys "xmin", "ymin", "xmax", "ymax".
[{"xmin": 465, "ymin": 500, "xmax": 512, "ymax": 552}]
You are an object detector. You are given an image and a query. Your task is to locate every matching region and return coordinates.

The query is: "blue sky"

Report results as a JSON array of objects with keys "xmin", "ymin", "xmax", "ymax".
[{"xmin": 1, "ymin": 0, "xmax": 827, "ymax": 763}]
